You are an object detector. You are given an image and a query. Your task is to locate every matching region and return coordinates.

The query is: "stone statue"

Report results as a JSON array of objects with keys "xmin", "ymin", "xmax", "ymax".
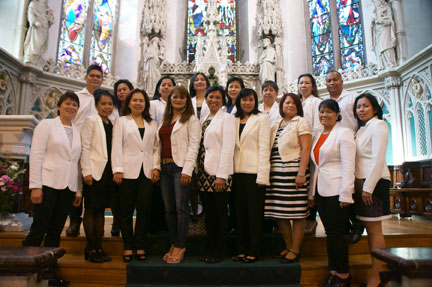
[
  {"xmin": 143, "ymin": 37, "xmax": 162, "ymax": 95},
  {"xmin": 23, "ymin": 0, "xmax": 54, "ymax": 65},
  {"xmin": 194, "ymin": 34, "xmax": 204, "ymax": 72},
  {"xmin": 259, "ymin": 37, "xmax": 276, "ymax": 83},
  {"xmin": 371, "ymin": 0, "xmax": 397, "ymax": 70}
]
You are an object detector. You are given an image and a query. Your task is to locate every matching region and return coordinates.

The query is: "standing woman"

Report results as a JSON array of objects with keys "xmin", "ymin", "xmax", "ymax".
[
  {"xmin": 224, "ymin": 76, "xmax": 245, "ymax": 114},
  {"xmin": 298, "ymin": 73, "xmax": 322, "ymax": 137},
  {"xmin": 24, "ymin": 92, "xmax": 82, "ymax": 247},
  {"xmin": 264, "ymin": 93, "xmax": 312, "ymax": 263},
  {"xmin": 309, "ymin": 99, "xmax": 355, "ymax": 286},
  {"xmin": 197, "ymin": 85, "xmax": 236, "ymax": 263},
  {"xmin": 189, "ymin": 72, "xmax": 210, "ymax": 120},
  {"xmin": 112, "ymin": 79, "xmax": 134, "ymax": 119},
  {"xmin": 232, "ymin": 89, "xmax": 270, "ymax": 263},
  {"xmin": 158, "ymin": 86, "xmax": 200, "ymax": 264},
  {"xmin": 111, "ymin": 89, "xmax": 160, "ymax": 262},
  {"xmin": 150, "ymin": 75, "xmax": 176, "ymax": 124},
  {"xmin": 353, "ymin": 93, "xmax": 391, "ymax": 287},
  {"xmin": 80, "ymin": 89, "xmax": 115, "ymax": 262},
  {"xmin": 258, "ymin": 80, "xmax": 282, "ymax": 128}
]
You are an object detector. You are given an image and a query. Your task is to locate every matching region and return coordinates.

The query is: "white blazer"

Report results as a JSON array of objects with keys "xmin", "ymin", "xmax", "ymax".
[
  {"xmin": 111, "ymin": 116, "xmax": 160, "ymax": 179},
  {"xmin": 158, "ymin": 115, "xmax": 201, "ymax": 176},
  {"xmin": 234, "ymin": 113, "xmax": 271, "ymax": 186},
  {"xmin": 192, "ymin": 96, "xmax": 210, "ymax": 122},
  {"xmin": 309, "ymin": 125, "xmax": 356, "ymax": 203},
  {"xmin": 203, "ymin": 109, "xmax": 236, "ymax": 179},
  {"xmin": 80, "ymin": 115, "xmax": 111, "ymax": 181},
  {"xmin": 29, "ymin": 117, "xmax": 82, "ymax": 195},
  {"xmin": 258, "ymin": 102, "xmax": 282, "ymax": 129}
]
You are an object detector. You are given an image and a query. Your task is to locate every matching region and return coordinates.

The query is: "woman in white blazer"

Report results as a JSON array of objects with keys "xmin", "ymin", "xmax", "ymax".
[
  {"xmin": 264, "ymin": 93, "xmax": 312, "ymax": 264},
  {"xmin": 309, "ymin": 99, "xmax": 355, "ymax": 286},
  {"xmin": 190, "ymin": 72, "xmax": 210, "ymax": 121},
  {"xmin": 80, "ymin": 89, "xmax": 116, "ymax": 263},
  {"xmin": 23, "ymin": 92, "xmax": 82, "ymax": 248},
  {"xmin": 223, "ymin": 76, "xmax": 245, "ymax": 114},
  {"xmin": 258, "ymin": 80, "xmax": 282, "ymax": 128},
  {"xmin": 353, "ymin": 93, "xmax": 391, "ymax": 287},
  {"xmin": 111, "ymin": 89, "xmax": 160, "ymax": 262},
  {"xmin": 196, "ymin": 85, "xmax": 236, "ymax": 263},
  {"xmin": 231, "ymin": 88, "xmax": 270, "ymax": 263},
  {"xmin": 150, "ymin": 76, "xmax": 176, "ymax": 124},
  {"xmin": 158, "ymin": 86, "xmax": 200, "ymax": 264}
]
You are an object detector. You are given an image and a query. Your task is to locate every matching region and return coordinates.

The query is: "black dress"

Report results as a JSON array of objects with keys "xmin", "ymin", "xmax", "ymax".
[{"xmin": 84, "ymin": 120, "xmax": 114, "ymax": 209}]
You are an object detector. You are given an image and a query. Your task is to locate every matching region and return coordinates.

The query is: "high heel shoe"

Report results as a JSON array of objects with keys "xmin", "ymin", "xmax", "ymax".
[
  {"xmin": 97, "ymin": 249, "xmax": 112, "ymax": 262},
  {"xmin": 331, "ymin": 274, "xmax": 351, "ymax": 287},
  {"xmin": 280, "ymin": 250, "xmax": 301, "ymax": 263},
  {"xmin": 167, "ymin": 248, "xmax": 185, "ymax": 264},
  {"xmin": 274, "ymin": 249, "xmax": 288, "ymax": 259},
  {"xmin": 136, "ymin": 250, "xmax": 147, "ymax": 261},
  {"xmin": 163, "ymin": 245, "xmax": 175, "ymax": 261},
  {"xmin": 88, "ymin": 249, "xmax": 104, "ymax": 263},
  {"xmin": 123, "ymin": 250, "xmax": 133, "ymax": 262},
  {"xmin": 232, "ymin": 254, "xmax": 246, "ymax": 262}
]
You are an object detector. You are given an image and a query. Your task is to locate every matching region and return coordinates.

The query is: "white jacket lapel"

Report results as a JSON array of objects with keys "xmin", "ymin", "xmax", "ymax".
[
  {"xmin": 55, "ymin": 117, "xmax": 72, "ymax": 158},
  {"xmin": 96, "ymin": 115, "xmax": 108, "ymax": 158}
]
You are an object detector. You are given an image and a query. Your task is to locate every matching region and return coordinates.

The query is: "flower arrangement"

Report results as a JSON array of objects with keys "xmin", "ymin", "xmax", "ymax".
[{"xmin": 0, "ymin": 160, "xmax": 26, "ymax": 217}]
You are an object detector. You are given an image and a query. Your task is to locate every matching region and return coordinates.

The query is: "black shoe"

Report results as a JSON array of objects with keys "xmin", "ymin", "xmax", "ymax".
[
  {"xmin": 331, "ymin": 274, "xmax": 351, "ymax": 287},
  {"xmin": 232, "ymin": 254, "xmax": 246, "ymax": 262},
  {"xmin": 48, "ymin": 278, "xmax": 70, "ymax": 287},
  {"xmin": 319, "ymin": 273, "xmax": 334, "ymax": 287},
  {"xmin": 243, "ymin": 256, "xmax": 257, "ymax": 263},
  {"xmin": 280, "ymin": 250, "xmax": 300, "ymax": 263},
  {"xmin": 123, "ymin": 253, "xmax": 133, "ymax": 262},
  {"xmin": 66, "ymin": 219, "xmax": 81, "ymax": 237},
  {"xmin": 97, "ymin": 249, "xmax": 112, "ymax": 262},
  {"xmin": 349, "ymin": 228, "xmax": 364, "ymax": 244}
]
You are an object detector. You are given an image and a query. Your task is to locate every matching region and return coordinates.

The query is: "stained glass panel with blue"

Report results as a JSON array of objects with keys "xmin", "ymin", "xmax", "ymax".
[
  {"xmin": 90, "ymin": 0, "xmax": 115, "ymax": 73},
  {"xmin": 336, "ymin": 0, "xmax": 365, "ymax": 70},
  {"xmin": 308, "ymin": 0, "xmax": 334, "ymax": 76},
  {"xmin": 57, "ymin": 0, "xmax": 89, "ymax": 66},
  {"xmin": 186, "ymin": 0, "xmax": 236, "ymax": 63}
]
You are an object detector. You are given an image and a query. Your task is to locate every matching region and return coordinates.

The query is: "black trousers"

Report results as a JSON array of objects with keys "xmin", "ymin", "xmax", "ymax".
[
  {"xmin": 119, "ymin": 170, "xmax": 153, "ymax": 250},
  {"xmin": 23, "ymin": 186, "xmax": 75, "ymax": 247},
  {"xmin": 200, "ymin": 191, "xmax": 229, "ymax": 258},
  {"xmin": 315, "ymin": 192, "xmax": 350, "ymax": 273},
  {"xmin": 307, "ymin": 202, "xmax": 364, "ymax": 232},
  {"xmin": 110, "ymin": 185, "xmax": 121, "ymax": 228},
  {"xmin": 232, "ymin": 173, "xmax": 265, "ymax": 257}
]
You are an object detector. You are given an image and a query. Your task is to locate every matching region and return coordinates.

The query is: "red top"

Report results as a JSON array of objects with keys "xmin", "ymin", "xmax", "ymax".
[
  {"xmin": 159, "ymin": 122, "xmax": 175, "ymax": 160},
  {"xmin": 313, "ymin": 133, "xmax": 330, "ymax": 165}
]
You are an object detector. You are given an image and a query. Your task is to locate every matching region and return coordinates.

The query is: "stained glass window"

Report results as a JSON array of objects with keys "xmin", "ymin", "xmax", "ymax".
[
  {"xmin": 57, "ymin": 0, "xmax": 89, "ymax": 66},
  {"xmin": 57, "ymin": 0, "xmax": 117, "ymax": 73},
  {"xmin": 308, "ymin": 0, "xmax": 365, "ymax": 76},
  {"xmin": 336, "ymin": 0, "xmax": 365, "ymax": 70},
  {"xmin": 308, "ymin": 0, "xmax": 334, "ymax": 76},
  {"xmin": 89, "ymin": 0, "xmax": 116, "ymax": 73},
  {"xmin": 186, "ymin": 0, "xmax": 236, "ymax": 64}
]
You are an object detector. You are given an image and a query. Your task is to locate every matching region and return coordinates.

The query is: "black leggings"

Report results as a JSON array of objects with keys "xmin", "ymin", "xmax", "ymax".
[{"xmin": 83, "ymin": 207, "xmax": 105, "ymax": 250}]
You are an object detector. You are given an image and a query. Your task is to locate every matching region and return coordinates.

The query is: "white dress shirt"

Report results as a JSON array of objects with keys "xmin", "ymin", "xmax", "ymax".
[
  {"xmin": 73, "ymin": 88, "xmax": 98, "ymax": 130},
  {"xmin": 302, "ymin": 96, "xmax": 323, "ymax": 138},
  {"xmin": 309, "ymin": 125, "xmax": 356, "ymax": 203},
  {"xmin": 150, "ymin": 98, "xmax": 167, "ymax": 125},
  {"xmin": 30, "ymin": 117, "xmax": 82, "ymax": 195},
  {"xmin": 327, "ymin": 89, "xmax": 359, "ymax": 132},
  {"xmin": 258, "ymin": 101, "xmax": 282, "ymax": 128},
  {"xmin": 234, "ymin": 113, "xmax": 271, "ymax": 186},
  {"xmin": 355, "ymin": 117, "xmax": 391, "ymax": 193}
]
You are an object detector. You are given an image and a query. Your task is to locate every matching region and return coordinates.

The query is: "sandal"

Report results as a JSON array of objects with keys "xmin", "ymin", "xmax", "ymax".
[
  {"xmin": 280, "ymin": 250, "xmax": 301, "ymax": 263},
  {"xmin": 123, "ymin": 252, "xmax": 133, "ymax": 263},
  {"xmin": 274, "ymin": 249, "xmax": 288, "ymax": 258},
  {"xmin": 232, "ymin": 254, "xmax": 246, "ymax": 262},
  {"xmin": 136, "ymin": 251, "xmax": 147, "ymax": 261}
]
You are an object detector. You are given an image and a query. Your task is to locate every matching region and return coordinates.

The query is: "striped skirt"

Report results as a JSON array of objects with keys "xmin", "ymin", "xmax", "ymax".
[{"xmin": 264, "ymin": 157, "xmax": 310, "ymax": 220}]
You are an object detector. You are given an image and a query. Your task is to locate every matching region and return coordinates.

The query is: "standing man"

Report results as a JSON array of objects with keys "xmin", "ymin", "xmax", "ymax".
[
  {"xmin": 325, "ymin": 69, "xmax": 364, "ymax": 244},
  {"xmin": 66, "ymin": 64, "xmax": 103, "ymax": 237}
]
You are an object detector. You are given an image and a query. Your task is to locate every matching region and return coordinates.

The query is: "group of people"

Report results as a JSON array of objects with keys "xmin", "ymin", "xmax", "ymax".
[{"xmin": 24, "ymin": 64, "xmax": 391, "ymax": 287}]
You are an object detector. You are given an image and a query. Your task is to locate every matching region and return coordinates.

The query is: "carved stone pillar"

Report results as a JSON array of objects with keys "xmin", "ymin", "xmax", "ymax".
[
  {"xmin": 391, "ymin": 0, "xmax": 408, "ymax": 63},
  {"xmin": 18, "ymin": 67, "xmax": 42, "ymax": 115},
  {"xmin": 383, "ymin": 71, "xmax": 404, "ymax": 165}
]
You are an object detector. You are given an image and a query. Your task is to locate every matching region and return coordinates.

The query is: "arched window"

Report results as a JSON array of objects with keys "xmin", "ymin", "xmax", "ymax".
[
  {"xmin": 57, "ymin": 0, "xmax": 117, "ymax": 73},
  {"xmin": 307, "ymin": 0, "xmax": 365, "ymax": 76},
  {"xmin": 186, "ymin": 0, "xmax": 237, "ymax": 64}
]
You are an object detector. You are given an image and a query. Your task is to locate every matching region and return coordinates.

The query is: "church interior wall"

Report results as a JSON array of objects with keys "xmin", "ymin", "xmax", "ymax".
[
  {"xmin": 401, "ymin": 0, "xmax": 432, "ymax": 59},
  {"xmin": 0, "ymin": 0, "xmax": 28, "ymax": 60},
  {"xmin": 164, "ymin": 0, "xmax": 187, "ymax": 64},
  {"xmin": 44, "ymin": 0, "xmax": 62, "ymax": 65}
]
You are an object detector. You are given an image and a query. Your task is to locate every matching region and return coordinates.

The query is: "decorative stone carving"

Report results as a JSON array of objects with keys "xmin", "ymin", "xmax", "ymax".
[
  {"xmin": 227, "ymin": 61, "xmax": 259, "ymax": 75},
  {"xmin": 257, "ymin": 0, "xmax": 284, "ymax": 85},
  {"xmin": 0, "ymin": 74, "xmax": 9, "ymax": 93},
  {"xmin": 23, "ymin": 0, "xmax": 54, "ymax": 66},
  {"xmin": 44, "ymin": 89, "xmax": 62, "ymax": 110},
  {"xmin": 371, "ymin": 0, "xmax": 398, "ymax": 70},
  {"xmin": 138, "ymin": 0, "xmax": 166, "ymax": 95},
  {"xmin": 410, "ymin": 78, "xmax": 424, "ymax": 99},
  {"xmin": 385, "ymin": 76, "xmax": 401, "ymax": 89}
]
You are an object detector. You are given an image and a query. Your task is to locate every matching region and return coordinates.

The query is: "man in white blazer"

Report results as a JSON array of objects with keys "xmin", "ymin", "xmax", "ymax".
[
  {"xmin": 325, "ymin": 69, "xmax": 364, "ymax": 244},
  {"xmin": 67, "ymin": 64, "xmax": 104, "ymax": 237}
]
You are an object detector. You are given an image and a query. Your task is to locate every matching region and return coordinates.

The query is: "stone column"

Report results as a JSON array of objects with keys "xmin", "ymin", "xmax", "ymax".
[{"xmin": 383, "ymin": 71, "xmax": 404, "ymax": 165}]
